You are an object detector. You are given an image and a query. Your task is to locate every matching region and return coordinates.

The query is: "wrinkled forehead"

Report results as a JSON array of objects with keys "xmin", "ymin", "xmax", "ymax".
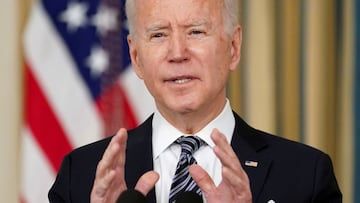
[{"xmin": 134, "ymin": 0, "xmax": 224, "ymax": 22}]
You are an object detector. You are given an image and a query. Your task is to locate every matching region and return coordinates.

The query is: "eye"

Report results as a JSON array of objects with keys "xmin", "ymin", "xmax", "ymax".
[
  {"xmin": 190, "ymin": 30, "xmax": 204, "ymax": 35},
  {"xmin": 151, "ymin": 33, "xmax": 165, "ymax": 39}
]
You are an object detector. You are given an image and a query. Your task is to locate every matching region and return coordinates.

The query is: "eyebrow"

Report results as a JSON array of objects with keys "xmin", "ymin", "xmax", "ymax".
[
  {"xmin": 144, "ymin": 19, "xmax": 211, "ymax": 34},
  {"xmin": 188, "ymin": 20, "xmax": 208, "ymax": 27},
  {"xmin": 145, "ymin": 22, "xmax": 170, "ymax": 33}
]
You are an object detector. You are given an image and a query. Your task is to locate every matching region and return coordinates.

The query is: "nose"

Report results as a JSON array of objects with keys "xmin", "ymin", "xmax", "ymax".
[{"xmin": 168, "ymin": 32, "xmax": 188, "ymax": 63}]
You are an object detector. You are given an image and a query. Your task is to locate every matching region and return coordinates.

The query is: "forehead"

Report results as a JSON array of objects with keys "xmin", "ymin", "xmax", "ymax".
[{"xmin": 134, "ymin": 0, "xmax": 223, "ymax": 26}]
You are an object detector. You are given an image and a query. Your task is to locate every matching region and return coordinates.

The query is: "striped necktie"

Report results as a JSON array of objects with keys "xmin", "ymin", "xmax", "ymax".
[{"xmin": 169, "ymin": 136, "xmax": 204, "ymax": 203}]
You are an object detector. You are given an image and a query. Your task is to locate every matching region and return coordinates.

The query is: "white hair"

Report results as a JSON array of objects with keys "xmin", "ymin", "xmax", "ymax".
[
  {"xmin": 223, "ymin": 0, "xmax": 239, "ymax": 33},
  {"xmin": 125, "ymin": 0, "xmax": 239, "ymax": 38}
]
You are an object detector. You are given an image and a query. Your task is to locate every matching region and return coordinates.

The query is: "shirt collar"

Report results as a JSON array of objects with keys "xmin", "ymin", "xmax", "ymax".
[{"xmin": 152, "ymin": 99, "xmax": 235, "ymax": 159}]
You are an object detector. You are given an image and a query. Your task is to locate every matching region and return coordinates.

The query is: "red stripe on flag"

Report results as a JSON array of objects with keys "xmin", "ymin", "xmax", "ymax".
[
  {"xmin": 25, "ymin": 63, "xmax": 73, "ymax": 172},
  {"xmin": 120, "ymin": 85, "xmax": 138, "ymax": 128},
  {"xmin": 96, "ymin": 83, "xmax": 138, "ymax": 136}
]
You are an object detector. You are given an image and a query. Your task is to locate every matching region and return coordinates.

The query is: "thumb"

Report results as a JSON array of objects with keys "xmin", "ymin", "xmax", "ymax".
[
  {"xmin": 134, "ymin": 171, "xmax": 159, "ymax": 196},
  {"xmin": 189, "ymin": 164, "xmax": 216, "ymax": 194}
]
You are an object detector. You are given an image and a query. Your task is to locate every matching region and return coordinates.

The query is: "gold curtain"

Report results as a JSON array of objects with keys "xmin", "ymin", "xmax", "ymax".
[{"xmin": 229, "ymin": 0, "xmax": 354, "ymax": 202}]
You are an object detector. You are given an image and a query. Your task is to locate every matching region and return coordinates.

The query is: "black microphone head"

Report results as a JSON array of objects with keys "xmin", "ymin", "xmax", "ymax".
[
  {"xmin": 175, "ymin": 191, "xmax": 203, "ymax": 203},
  {"xmin": 116, "ymin": 189, "xmax": 146, "ymax": 203}
]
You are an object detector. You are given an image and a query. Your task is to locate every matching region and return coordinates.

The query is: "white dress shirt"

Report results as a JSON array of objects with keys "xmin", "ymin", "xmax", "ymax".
[{"xmin": 152, "ymin": 99, "xmax": 235, "ymax": 203}]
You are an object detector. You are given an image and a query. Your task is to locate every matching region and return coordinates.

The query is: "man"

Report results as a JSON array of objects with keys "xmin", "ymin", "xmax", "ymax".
[{"xmin": 49, "ymin": 0, "xmax": 342, "ymax": 202}]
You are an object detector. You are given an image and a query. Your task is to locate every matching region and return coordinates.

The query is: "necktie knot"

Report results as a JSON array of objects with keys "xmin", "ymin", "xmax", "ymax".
[{"xmin": 176, "ymin": 136, "xmax": 204, "ymax": 156}]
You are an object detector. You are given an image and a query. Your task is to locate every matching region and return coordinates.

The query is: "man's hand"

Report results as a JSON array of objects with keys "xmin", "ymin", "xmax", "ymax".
[
  {"xmin": 90, "ymin": 128, "xmax": 159, "ymax": 203},
  {"xmin": 189, "ymin": 129, "xmax": 252, "ymax": 203}
]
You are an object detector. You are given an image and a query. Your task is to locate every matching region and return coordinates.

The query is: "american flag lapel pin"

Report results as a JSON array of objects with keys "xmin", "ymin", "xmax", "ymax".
[{"xmin": 245, "ymin": 160, "xmax": 258, "ymax": 167}]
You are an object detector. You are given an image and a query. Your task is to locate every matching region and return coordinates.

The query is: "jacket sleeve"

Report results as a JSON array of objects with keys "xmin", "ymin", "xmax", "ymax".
[{"xmin": 312, "ymin": 153, "xmax": 342, "ymax": 202}]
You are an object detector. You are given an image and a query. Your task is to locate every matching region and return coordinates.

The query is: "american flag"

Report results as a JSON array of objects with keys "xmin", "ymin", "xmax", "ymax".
[{"xmin": 21, "ymin": 0, "xmax": 155, "ymax": 202}]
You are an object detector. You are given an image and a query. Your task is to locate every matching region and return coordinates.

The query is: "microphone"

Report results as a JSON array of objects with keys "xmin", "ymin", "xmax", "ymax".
[
  {"xmin": 116, "ymin": 189, "xmax": 146, "ymax": 203},
  {"xmin": 174, "ymin": 191, "xmax": 203, "ymax": 203}
]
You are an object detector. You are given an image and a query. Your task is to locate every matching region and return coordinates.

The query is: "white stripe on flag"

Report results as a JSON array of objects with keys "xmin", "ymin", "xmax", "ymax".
[
  {"xmin": 24, "ymin": 3, "xmax": 103, "ymax": 147},
  {"xmin": 21, "ymin": 126, "xmax": 55, "ymax": 203}
]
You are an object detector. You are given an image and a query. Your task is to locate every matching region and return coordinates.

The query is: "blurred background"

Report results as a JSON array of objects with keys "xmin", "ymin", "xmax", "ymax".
[{"xmin": 0, "ymin": 0, "xmax": 359, "ymax": 202}]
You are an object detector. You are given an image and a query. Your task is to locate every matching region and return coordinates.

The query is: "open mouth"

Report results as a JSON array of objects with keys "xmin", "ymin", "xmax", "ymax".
[
  {"xmin": 165, "ymin": 75, "xmax": 196, "ymax": 84},
  {"xmin": 173, "ymin": 78, "xmax": 192, "ymax": 84}
]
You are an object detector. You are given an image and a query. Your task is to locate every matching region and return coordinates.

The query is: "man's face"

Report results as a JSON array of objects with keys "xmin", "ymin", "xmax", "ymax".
[{"xmin": 128, "ymin": 0, "xmax": 241, "ymax": 117}]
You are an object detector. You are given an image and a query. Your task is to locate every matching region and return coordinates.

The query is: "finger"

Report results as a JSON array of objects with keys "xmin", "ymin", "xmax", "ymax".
[
  {"xmin": 211, "ymin": 129, "xmax": 237, "ymax": 158},
  {"xmin": 103, "ymin": 128, "xmax": 128, "ymax": 188},
  {"xmin": 96, "ymin": 145, "xmax": 119, "ymax": 179},
  {"xmin": 211, "ymin": 130, "xmax": 252, "ymax": 200},
  {"xmin": 105, "ymin": 128, "xmax": 127, "ymax": 167},
  {"xmin": 98, "ymin": 128, "xmax": 128, "ymax": 177},
  {"xmin": 91, "ymin": 169, "xmax": 117, "ymax": 200},
  {"xmin": 135, "ymin": 171, "xmax": 160, "ymax": 196},
  {"xmin": 189, "ymin": 164, "xmax": 216, "ymax": 194},
  {"xmin": 113, "ymin": 128, "xmax": 127, "ymax": 171},
  {"xmin": 91, "ymin": 129, "xmax": 128, "ymax": 202},
  {"xmin": 222, "ymin": 167, "xmax": 252, "ymax": 201},
  {"xmin": 211, "ymin": 129, "xmax": 242, "ymax": 170},
  {"xmin": 211, "ymin": 129, "xmax": 249, "ymax": 185},
  {"xmin": 222, "ymin": 166, "xmax": 250, "ymax": 189}
]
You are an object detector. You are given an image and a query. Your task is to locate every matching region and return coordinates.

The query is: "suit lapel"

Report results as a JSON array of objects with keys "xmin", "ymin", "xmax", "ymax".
[
  {"xmin": 231, "ymin": 113, "xmax": 272, "ymax": 202},
  {"xmin": 125, "ymin": 115, "xmax": 156, "ymax": 203}
]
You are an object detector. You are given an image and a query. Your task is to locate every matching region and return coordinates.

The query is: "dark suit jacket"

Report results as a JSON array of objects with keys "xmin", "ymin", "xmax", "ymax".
[{"xmin": 49, "ymin": 113, "xmax": 342, "ymax": 202}]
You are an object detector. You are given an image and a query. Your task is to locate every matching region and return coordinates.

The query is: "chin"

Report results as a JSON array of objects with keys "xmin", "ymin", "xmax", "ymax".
[
  {"xmin": 172, "ymin": 102, "xmax": 199, "ymax": 114},
  {"xmin": 162, "ymin": 95, "xmax": 201, "ymax": 113}
]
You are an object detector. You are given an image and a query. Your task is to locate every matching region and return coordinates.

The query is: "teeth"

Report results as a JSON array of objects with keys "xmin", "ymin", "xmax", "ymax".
[{"xmin": 174, "ymin": 78, "xmax": 191, "ymax": 84}]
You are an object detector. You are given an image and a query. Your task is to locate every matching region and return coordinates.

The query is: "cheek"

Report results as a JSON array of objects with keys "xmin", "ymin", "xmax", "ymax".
[
  {"xmin": 208, "ymin": 56, "xmax": 232, "ymax": 88},
  {"xmin": 136, "ymin": 53, "xmax": 154, "ymax": 77},
  {"xmin": 192, "ymin": 38, "xmax": 231, "ymax": 63},
  {"xmin": 139, "ymin": 46, "xmax": 168, "ymax": 68},
  {"xmin": 137, "ymin": 59, "xmax": 160, "ymax": 89}
]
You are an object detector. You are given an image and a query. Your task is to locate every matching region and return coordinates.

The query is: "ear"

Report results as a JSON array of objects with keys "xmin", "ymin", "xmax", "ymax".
[
  {"xmin": 229, "ymin": 26, "xmax": 242, "ymax": 71},
  {"xmin": 128, "ymin": 35, "xmax": 144, "ymax": 79}
]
